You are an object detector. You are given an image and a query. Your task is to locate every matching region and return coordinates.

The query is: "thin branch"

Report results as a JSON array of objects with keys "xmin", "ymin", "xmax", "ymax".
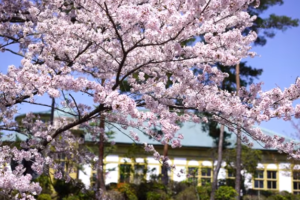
[
  {"xmin": 69, "ymin": 94, "xmax": 81, "ymax": 120},
  {"xmin": 50, "ymin": 98, "xmax": 55, "ymax": 125},
  {"xmin": 22, "ymin": 100, "xmax": 78, "ymax": 117},
  {"xmin": 118, "ymin": 56, "xmax": 197, "ymax": 86},
  {"xmin": 43, "ymin": 104, "xmax": 111, "ymax": 147},
  {"xmin": 4, "ymin": 91, "xmax": 38, "ymax": 107},
  {"xmin": 106, "ymin": 122, "xmax": 137, "ymax": 144},
  {"xmin": 103, "ymin": 2, "xmax": 125, "ymax": 53},
  {"xmin": 2, "ymin": 48, "xmax": 24, "ymax": 57}
]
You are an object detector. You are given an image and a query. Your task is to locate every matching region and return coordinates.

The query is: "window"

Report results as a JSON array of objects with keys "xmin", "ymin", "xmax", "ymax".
[
  {"xmin": 90, "ymin": 172, "xmax": 97, "ymax": 186},
  {"xmin": 227, "ymin": 169, "xmax": 235, "ymax": 178},
  {"xmin": 120, "ymin": 164, "xmax": 131, "ymax": 183},
  {"xmin": 187, "ymin": 167, "xmax": 199, "ymax": 185},
  {"xmin": 133, "ymin": 164, "xmax": 145, "ymax": 184},
  {"xmin": 254, "ymin": 170, "xmax": 264, "ymax": 189},
  {"xmin": 254, "ymin": 180, "xmax": 264, "ymax": 189},
  {"xmin": 201, "ymin": 168, "xmax": 212, "ymax": 186},
  {"xmin": 267, "ymin": 171, "xmax": 277, "ymax": 189},
  {"xmin": 253, "ymin": 169, "xmax": 278, "ymax": 190},
  {"xmin": 293, "ymin": 171, "xmax": 300, "ymax": 194}
]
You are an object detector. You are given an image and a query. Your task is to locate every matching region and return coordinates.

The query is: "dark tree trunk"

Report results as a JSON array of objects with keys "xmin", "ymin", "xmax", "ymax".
[
  {"xmin": 97, "ymin": 114, "xmax": 106, "ymax": 192},
  {"xmin": 235, "ymin": 63, "xmax": 241, "ymax": 200},
  {"xmin": 161, "ymin": 143, "xmax": 169, "ymax": 185},
  {"xmin": 210, "ymin": 125, "xmax": 224, "ymax": 200},
  {"xmin": 235, "ymin": 130, "xmax": 242, "ymax": 199}
]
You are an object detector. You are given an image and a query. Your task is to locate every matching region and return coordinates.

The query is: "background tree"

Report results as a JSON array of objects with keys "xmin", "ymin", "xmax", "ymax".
[
  {"xmin": 224, "ymin": 145, "xmax": 262, "ymax": 195},
  {"xmin": 205, "ymin": 1, "xmax": 298, "ymax": 199}
]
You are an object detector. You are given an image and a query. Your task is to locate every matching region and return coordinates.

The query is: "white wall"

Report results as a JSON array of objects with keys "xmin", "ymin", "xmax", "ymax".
[
  {"xmin": 279, "ymin": 170, "xmax": 292, "ymax": 192},
  {"xmin": 105, "ymin": 163, "xmax": 119, "ymax": 184},
  {"xmin": 78, "ymin": 164, "xmax": 92, "ymax": 188},
  {"xmin": 173, "ymin": 165, "xmax": 186, "ymax": 182},
  {"xmin": 147, "ymin": 165, "xmax": 159, "ymax": 180},
  {"xmin": 218, "ymin": 168, "xmax": 226, "ymax": 180},
  {"xmin": 78, "ymin": 158, "xmax": 295, "ymax": 194}
]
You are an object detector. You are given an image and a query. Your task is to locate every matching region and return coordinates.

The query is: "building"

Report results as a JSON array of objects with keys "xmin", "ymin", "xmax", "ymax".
[{"xmin": 4, "ymin": 109, "xmax": 300, "ymax": 194}]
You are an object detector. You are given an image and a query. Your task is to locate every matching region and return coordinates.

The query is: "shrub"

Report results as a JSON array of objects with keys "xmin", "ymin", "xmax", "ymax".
[
  {"xmin": 266, "ymin": 194, "xmax": 288, "ymax": 200},
  {"xmin": 135, "ymin": 181, "xmax": 168, "ymax": 200},
  {"xmin": 116, "ymin": 183, "xmax": 138, "ymax": 200},
  {"xmin": 146, "ymin": 191, "xmax": 169, "ymax": 200},
  {"xmin": 37, "ymin": 194, "xmax": 52, "ymax": 200},
  {"xmin": 106, "ymin": 190, "xmax": 125, "ymax": 200},
  {"xmin": 52, "ymin": 179, "xmax": 83, "ymax": 199},
  {"xmin": 197, "ymin": 184, "xmax": 211, "ymax": 200},
  {"xmin": 293, "ymin": 194, "xmax": 300, "ymax": 200},
  {"xmin": 62, "ymin": 196, "xmax": 79, "ymax": 200},
  {"xmin": 172, "ymin": 181, "xmax": 190, "ymax": 195},
  {"xmin": 35, "ymin": 175, "xmax": 52, "ymax": 195},
  {"xmin": 215, "ymin": 186, "xmax": 237, "ymax": 200},
  {"xmin": 243, "ymin": 195, "xmax": 267, "ymax": 200},
  {"xmin": 174, "ymin": 186, "xmax": 198, "ymax": 200}
]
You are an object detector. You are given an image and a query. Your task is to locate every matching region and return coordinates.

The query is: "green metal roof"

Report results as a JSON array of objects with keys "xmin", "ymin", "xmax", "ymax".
[
  {"xmin": 7, "ymin": 108, "xmax": 296, "ymax": 150},
  {"xmin": 1, "ymin": 132, "xmax": 28, "ymax": 142},
  {"xmin": 84, "ymin": 121, "xmax": 295, "ymax": 150}
]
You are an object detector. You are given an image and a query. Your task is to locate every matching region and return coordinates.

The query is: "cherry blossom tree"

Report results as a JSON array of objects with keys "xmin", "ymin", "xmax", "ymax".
[{"xmin": 1, "ymin": 0, "xmax": 300, "ymax": 199}]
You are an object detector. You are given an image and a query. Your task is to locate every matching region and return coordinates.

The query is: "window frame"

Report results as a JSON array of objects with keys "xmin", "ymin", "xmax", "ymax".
[
  {"xmin": 227, "ymin": 168, "xmax": 235, "ymax": 179},
  {"xmin": 132, "ymin": 164, "xmax": 146, "ymax": 184},
  {"xmin": 293, "ymin": 170, "xmax": 300, "ymax": 194},
  {"xmin": 119, "ymin": 164, "xmax": 132, "ymax": 183},
  {"xmin": 200, "ymin": 167, "xmax": 212, "ymax": 186},
  {"xmin": 266, "ymin": 170, "xmax": 277, "ymax": 190},
  {"xmin": 187, "ymin": 166, "xmax": 199, "ymax": 185},
  {"xmin": 254, "ymin": 170, "xmax": 264, "ymax": 189},
  {"xmin": 252, "ymin": 168, "xmax": 278, "ymax": 191}
]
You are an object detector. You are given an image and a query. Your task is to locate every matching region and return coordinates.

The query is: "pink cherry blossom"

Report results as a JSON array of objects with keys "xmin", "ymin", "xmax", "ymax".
[{"xmin": 0, "ymin": 0, "xmax": 299, "ymax": 198}]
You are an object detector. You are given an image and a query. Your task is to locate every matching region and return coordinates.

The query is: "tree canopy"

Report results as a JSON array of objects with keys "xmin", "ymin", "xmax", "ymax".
[{"xmin": 0, "ymin": 0, "xmax": 300, "ymax": 199}]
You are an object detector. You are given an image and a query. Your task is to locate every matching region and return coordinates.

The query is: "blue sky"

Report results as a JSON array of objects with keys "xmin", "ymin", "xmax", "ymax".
[
  {"xmin": 243, "ymin": 0, "xmax": 300, "ymax": 138},
  {"xmin": 0, "ymin": 1, "xmax": 300, "ymax": 138}
]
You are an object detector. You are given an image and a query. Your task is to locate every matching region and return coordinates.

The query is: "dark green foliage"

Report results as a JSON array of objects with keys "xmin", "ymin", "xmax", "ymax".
[
  {"xmin": 202, "ymin": 120, "xmax": 232, "ymax": 148},
  {"xmin": 35, "ymin": 175, "xmax": 52, "ymax": 195},
  {"xmin": 219, "ymin": 62, "xmax": 263, "ymax": 92},
  {"xmin": 174, "ymin": 186, "xmax": 198, "ymax": 200},
  {"xmin": 62, "ymin": 196, "xmax": 80, "ymax": 200},
  {"xmin": 225, "ymin": 145, "xmax": 262, "ymax": 176},
  {"xmin": 119, "ymin": 80, "xmax": 131, "ymax": 93},
  {"xmin": 224, "ymin": 145, "xmax": 262, "ymax": 194},
  {"xmin": 0, "ymin": 193, "xmax": 14, "ymax": 200},
  {"xmin": 116, "ymin": 183, "xmax": 138, "ymax": 200},
  {"xmin": 52, "ymin": 179, "xmax": 94, "ymax": 200},
  {"xmin": 174, "ymin": 180, "xmax": 193, "ymax": 192},
  {"xmin": 243, "ymin": 195, "xmax": 267, "ymax": 200},
  {"xmin": 215, "ymin": 186, "xmax": 237, "ymax": 200},
  {"xmin": 218, "ymin": 178, "xmax": 236, "ymax": 188},
  {"xmin": 106, "ymin": 190, "xmax": 125, "ymax": 200},
  {"xmin": 180, "ymin": 37, "xmax": 196, "ymax": 47},
  {"xmin": 266, "ymin": 194, "xmax": 289, "ymax": 200},
  {"xmin": 135, "ymin": 181, "xmax": 168, "ymax": 200},
  {"xmin": 197, "ymin": 184, "xmax": 211, "ymax": 200},
  {"xmin": 69, "ymin": 129, "xmax": 85, "ymax": 138},
  {"xmin": 247, "ymin": 0, "xmax": 299, "ymax": 46},
  {"xmin": 146, "ymin": 191, "xmax": 169, "ymax": 200},
  {"xmin": 243, "ymin": 190, "xmax": 300, "ymax": 200},
  {"xmin": 37, "ymin": 194, "xmax": 52, "ymax": 200}
]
